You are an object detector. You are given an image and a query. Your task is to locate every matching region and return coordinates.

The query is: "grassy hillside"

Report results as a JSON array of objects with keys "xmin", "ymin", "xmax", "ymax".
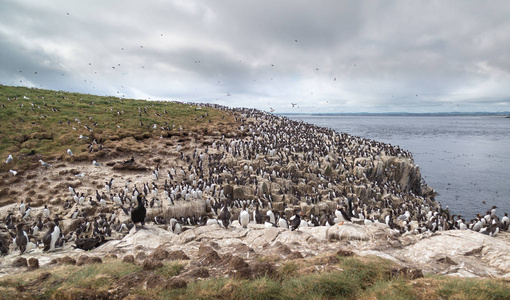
[{"xmin": 0, "ymin": 85, "xmax": 235, "ymax": 171}]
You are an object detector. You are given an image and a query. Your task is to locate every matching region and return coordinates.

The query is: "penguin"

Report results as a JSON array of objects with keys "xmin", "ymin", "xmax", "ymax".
[
  {"xmin": 131, "ymin": 194, "xmax": 147, "ymax": 229},
  {"xmin": 239, "ymin": 204, "xmax": 250, "ymax": 228},
  {"xmin": 15, "ymin": 223, "xmax": 28, "ymax": 254}
]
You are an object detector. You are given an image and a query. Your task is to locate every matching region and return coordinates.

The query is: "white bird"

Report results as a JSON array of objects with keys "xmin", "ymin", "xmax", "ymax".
[
  {"xmin": 92, "ymin": 160, "xmax": 102, "ymax": 167},
  {"xmin": 39, "ymin": 159, "xmax": 52, "ymax": 168},
  {"xmin": 75, "ymin": 172, "xmax": 85, "ymax": 178},
  {"xmin": 9, "ymin": 169, "xmax": 17, "ymax": 176},
  {"xmin": 6, "ymin": 154, "xmax": 13, "ymax": 164},
  {"xmin": 67, "ymin": 149, "xmax": 74, "ymax": 156}
]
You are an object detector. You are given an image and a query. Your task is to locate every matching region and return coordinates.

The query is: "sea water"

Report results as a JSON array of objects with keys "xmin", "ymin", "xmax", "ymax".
[{"xmin": 284, "ymin": 115, "xmax": 510, "ymax": 219}]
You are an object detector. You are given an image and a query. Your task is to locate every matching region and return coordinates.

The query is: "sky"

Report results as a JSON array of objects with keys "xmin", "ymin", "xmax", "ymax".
[{"xmin": 1, "ymin": 0, "xmax": 510, "ymax": 113}]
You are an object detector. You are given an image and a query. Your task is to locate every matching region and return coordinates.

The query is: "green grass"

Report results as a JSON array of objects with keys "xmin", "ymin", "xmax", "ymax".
[
  {"xmin": 1, "ymin": 256, "xmax": 510, "ymax": 299},
  {"xmin": 0, "ymin": 85, "xmax": 235, "ymax": 171}
]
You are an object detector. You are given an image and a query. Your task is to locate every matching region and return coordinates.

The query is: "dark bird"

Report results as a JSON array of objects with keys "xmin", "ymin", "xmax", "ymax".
[
  {"xmin": 75, "ymin": 235, "xmax": 105, "ymax": 251},
  {"xmin": 15, "ymin": 223, "xmax": 28, "ymax": 254},
  {"xmin": 218, "ymin": 200, "xmax": 231, "ymax": 228},
  {"xmin": 131, "ymin": 194, "xmax": 147, "ymax": 229}
]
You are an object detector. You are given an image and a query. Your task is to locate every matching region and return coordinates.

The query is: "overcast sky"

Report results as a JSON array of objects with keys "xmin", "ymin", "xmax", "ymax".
[{"xmin": 1, "ymin": 1, "xmax": 509, "ymax": 113}]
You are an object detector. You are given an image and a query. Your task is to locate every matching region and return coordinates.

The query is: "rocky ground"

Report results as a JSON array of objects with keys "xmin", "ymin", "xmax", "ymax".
[{"xmin": 1, "ymin": 108, "xmax": 509, "ymax": 288}]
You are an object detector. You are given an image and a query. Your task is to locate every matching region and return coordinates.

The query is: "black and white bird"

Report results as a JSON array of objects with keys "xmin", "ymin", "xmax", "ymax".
[
  {"xmin": 218, "ymin": 200, "xmax": 231, "ymax": 228},
  {"xmin": 290, "ymin": 211, "xmax": 302, "ymax": 231},
  {"xmin": 43, "ymin": 205, "xmax": 50, "ymax": 219}
]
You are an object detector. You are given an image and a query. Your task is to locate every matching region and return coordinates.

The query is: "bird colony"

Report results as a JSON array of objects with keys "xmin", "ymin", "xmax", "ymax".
[{"xmin": 1, "ymin": 106, "xmax": 508, "ymax": 257}]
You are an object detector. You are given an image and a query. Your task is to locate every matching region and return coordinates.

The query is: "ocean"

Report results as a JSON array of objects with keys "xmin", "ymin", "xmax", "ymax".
[{"xmin": 283, "ymin": 114, "xmax": 510, "ymax": 219}]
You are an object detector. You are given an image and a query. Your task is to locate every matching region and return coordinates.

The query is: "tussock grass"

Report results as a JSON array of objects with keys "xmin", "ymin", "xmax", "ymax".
[{"xmin": 1, "ymin": 256, "xmax": 510, "ymax": 299}]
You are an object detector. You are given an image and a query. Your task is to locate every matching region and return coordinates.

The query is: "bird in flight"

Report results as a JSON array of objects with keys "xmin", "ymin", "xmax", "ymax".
[{"xmin": 291, "ymin": 103, "xmax": 297, "ymax": 107}]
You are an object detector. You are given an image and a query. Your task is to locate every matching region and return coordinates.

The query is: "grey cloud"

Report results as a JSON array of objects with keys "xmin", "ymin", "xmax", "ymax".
[{"xmin": 0, "ymin": 0, "xmax": 509, "ymax": 113}]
